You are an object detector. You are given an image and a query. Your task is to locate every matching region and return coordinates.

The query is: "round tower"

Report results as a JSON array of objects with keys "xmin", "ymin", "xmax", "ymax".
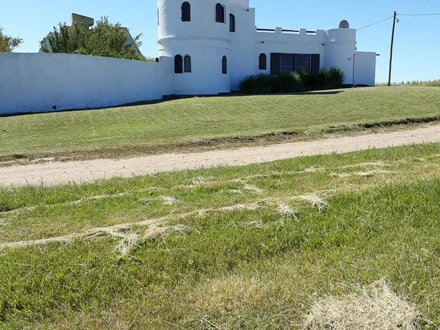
[
  {"xmin": 157, "ymin": 0, "xmax": 231, "ymax": 95},
  {"xmin": 324, "ymin": 21, "xmax": 357, "ymax": 84}
]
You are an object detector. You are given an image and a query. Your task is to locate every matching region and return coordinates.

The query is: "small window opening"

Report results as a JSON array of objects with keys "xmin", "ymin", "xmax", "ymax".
[
  {"xmin": 184, "ymin": 55, "xmax": 192, "ymax": 72},
  {"xmin": 216, "ymin": 3, "xmax": 225, "ymax": 23},
  {"xmin": 174, "ymin": 55, "xmax": 183, "ymax": 73},
  {"xmin": 222, "ymin": 56, "xmax": 227, "ymax": 74},
  {"xmin": 259, "ymin": 53, "xmax": 267, "ymax": 70},
  {"xmin": 181, "ymin": 2, "xmax": 191, "ymax": 22},
  {"xmin": 229, "ymin": 14, "xmax": 235, "ymax": 32}
]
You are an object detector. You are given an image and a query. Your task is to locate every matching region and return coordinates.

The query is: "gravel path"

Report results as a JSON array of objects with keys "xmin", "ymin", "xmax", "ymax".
[{"xmin": 1, "ymin": 125, "xmax": 440, "ymax": 187}]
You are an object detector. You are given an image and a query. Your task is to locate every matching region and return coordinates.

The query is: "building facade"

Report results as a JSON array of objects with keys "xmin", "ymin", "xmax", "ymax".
[
  {"xmin": 157, "ymin": 0, "xmax": 376, "ymax": 95},
  {"xmin": 0, "ymin": 0, "xmax": 378, "ymax": 116}
]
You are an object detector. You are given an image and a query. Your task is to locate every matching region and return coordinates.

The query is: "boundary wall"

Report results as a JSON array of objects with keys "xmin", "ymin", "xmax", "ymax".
[{"xmin": 0, "ymin": 53, "xmax": 172, "ymax": 116}]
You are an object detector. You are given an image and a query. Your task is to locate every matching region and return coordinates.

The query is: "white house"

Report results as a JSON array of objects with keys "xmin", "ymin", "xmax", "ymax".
[
  {"xmin": 157, "ymin": 0, "xmax": 376, "ymax": 95},
  {"xmin": 0, "ymin": 0, "xmax": 376, "ymax": 116}
]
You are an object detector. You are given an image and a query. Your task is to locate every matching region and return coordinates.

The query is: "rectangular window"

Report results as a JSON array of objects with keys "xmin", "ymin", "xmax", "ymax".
[{"xmin": 271, "ymin": 53, "xmax": 320, "ymax": 74}]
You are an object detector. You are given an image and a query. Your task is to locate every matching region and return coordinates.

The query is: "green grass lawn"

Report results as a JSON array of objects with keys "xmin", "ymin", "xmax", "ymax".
[
  {"xmin": 1, "ymin": 143, "xmax": 440, "ymax": 329},
  {"xmin": 1, "ymin": 86, "xmax": 439, "ymax": 163}
]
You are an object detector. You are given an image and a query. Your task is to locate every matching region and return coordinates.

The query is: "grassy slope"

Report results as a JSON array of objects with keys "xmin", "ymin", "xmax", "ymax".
[
  {"xmin": 1, "ymin": 143, "xmax": 440, "ymax": 329},
  {"xmin": 1, "ymin": 86, "xmax": 439, "ymax": 162}
]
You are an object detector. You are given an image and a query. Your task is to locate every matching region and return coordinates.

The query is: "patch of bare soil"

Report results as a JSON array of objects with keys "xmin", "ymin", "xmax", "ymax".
[{"xmin": 1, "ymin": 125, "xmax": 440, "ymax": 187}]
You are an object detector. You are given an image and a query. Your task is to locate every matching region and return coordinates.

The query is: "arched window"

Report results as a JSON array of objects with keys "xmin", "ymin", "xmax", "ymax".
[
  {"xmin": 229, "ymin": 14, "xmax": 235, "ymax": 32},
  {"xmin": 259, "ymin": 53, "xmax": 267, "ymax": 70},
  {"xmin": 174, "ymin": 55, "xmax": 183, "ymax": 73},
  {"xmin": 184, "ymin": 55, "xmax": 192, "ymax": 72},
  {"xmin": 222, "ymin": 56, "xmax": 227, "ymax": 74},
  {"xmin": 181, "ymin": 2, "xmax": 191, "ymax": 22},
  {"xmin": 216, "ymin": 3, "xmax": 225, "ymax": 23}
]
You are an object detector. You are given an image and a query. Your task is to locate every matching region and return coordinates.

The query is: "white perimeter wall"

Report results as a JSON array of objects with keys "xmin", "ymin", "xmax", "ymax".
[{"xmin": 0, "ymin": 53, "xmax": 172, "ymax": 116}]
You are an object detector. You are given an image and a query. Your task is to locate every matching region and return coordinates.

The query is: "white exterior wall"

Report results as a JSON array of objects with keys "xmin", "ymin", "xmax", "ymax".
[
  {"xmin": 256, "ymin": 28, "xmax": 326, "ymax": 71},
  {"xmin": 229, "ymin": 6, "xmax": 256, "ymax": 90},
  {"xmin": 160, "ymin": 39, "xmax": 231, "ymax": 94},
  {"xmin": 158, "ymin": 0, "xmax": 231, "ymax": 94},
  {"xmin": 324, "ymin": 28, "xmax": 357, "ymax": 84},
  {"xmin": 354, "ymin": 51, "xmax": 377, "ymax": 86},
  {"xmin": 0, "ymin": 53, "xmax": 172, "ymax": 116}
]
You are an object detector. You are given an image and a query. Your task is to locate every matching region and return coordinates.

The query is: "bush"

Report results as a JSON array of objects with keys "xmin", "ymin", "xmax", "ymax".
[
  {"xmin": 327, "ymin": 67, "xmax": 345, "ymax": 89},
  {"xmin": 239, "ymin": 67, "xmax": 345, "ymax": 95},
  {"xmin": 240, "ymin": 72, "xmax": 302, "ymax": 95}
]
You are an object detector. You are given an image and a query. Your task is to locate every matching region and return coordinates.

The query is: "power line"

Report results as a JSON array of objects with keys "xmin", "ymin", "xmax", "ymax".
[
  {"xmin": 379, "ymin": 0, "xmax": 432, "ymax": 57},
  {"xmin": 394, "ymin": 0, "xmax": 431, "ymax": 43},
  {"xmin": 398, "ymin": 13, "xmax": 440, "ymax": 16},
  {"xmin": 356, "ymin": 16, "xmax": 394, "ymax": 32}
]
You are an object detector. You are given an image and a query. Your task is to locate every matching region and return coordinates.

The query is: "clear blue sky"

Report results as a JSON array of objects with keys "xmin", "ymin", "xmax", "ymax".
[{"xmin": 1, "ymin": 0, "xmax": 439, "ymax": 83}]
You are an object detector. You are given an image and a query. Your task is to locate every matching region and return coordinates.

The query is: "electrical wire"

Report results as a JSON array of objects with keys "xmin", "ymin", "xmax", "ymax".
[
  {"xmin": 357, "ymin": 16, "xmax": 394, "ymax": 31},
  {"xmin": 394, "ymin": 0, "xmax": 432, "ymax": 42},
  {"xmin": 356, "ymin": 16, "xmax": 394, "ymax": 36},
  {"xmin": 378, "ymin": 0, "xmax": 432, "ymax": 58},
  {"xmin": 398, "ymin": 13, "xmax": 440, "ymax": 16}
]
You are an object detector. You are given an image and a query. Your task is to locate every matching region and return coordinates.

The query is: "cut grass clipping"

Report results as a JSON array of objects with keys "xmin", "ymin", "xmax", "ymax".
[
  {"xmin": 304, "ymin": 279, "xmax": 422, "ymax": 329},
  {"xmin": 1, "ymin": 143, "xmax": 440, "ymax": 328}
]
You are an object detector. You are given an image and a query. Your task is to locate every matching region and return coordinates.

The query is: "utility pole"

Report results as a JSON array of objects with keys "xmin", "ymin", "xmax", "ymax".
[{"xmin": 388, "ymin": 11, "xmax": 397, "ymax": 86}]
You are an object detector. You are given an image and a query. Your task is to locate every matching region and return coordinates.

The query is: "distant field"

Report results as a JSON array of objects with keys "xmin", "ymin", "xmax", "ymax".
[
  {"xmin": 1, "ymin": 143, "xmax": 440, "ymax": 328},
  {"xmin": 1, "ymin": 86, "xmax": 439, "ymax": 163}
]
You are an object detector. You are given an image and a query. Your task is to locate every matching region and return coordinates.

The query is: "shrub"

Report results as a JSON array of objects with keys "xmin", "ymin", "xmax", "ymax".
[
  {"xmin": 239, "ymin": 67, "xmax": 344, "ymax": 95},
  {"xmin": 318, "ymin": 67, "xmax": 330, "ymax": 90},
  {"xmin": 327, "ymin": 67, "xmax": 345, "ymax": 89},
  {"xmin": 254, "ymin": 74, "xmax": 275, "ymax": 94},
  {"xmin": 272, "ymin": 73, "xmax": 301, "ymax": 93},
  {"xmin": 240, "ymin": 72, "xmax": 302, "ymax": 95}
]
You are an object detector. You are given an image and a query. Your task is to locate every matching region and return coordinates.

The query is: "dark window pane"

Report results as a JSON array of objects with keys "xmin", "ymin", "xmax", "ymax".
[
  {"xmin": 182, "ymin": 2, "xmax": 191, "ymax": 22},
  {"xmin": 311, "ymin": 54, "xmax": 320, "ymax": 75},
  {"xmin": 294, "ymin": 54, "xmax": 310, "ymax": 72},
  {"xmin": 280, "ymin": 54, "xmax": 294, "ymax": 73},
  {"xmin": 270, "ymin": 53, "xmax": 281, "ymax": 74},
  {"xmin": 184, "ymin": 55, "xmax": 191, "ymax": 72},
  {"xmin": 229, "ymin": 14, "xmax": 235, "ymax": 32},
  {"xmin": 216, "ymin": 4, "xmax": 225, "ymax": 23},
  {"xmin": 222, "ymin": 56, "xmax": 227, "ymax": 74},
  {"xmin": 259, "ymin": 53, "xmax": 267, "ymax": 70},
  {"xmin": 174, "ymin": 55, "xmax": 183, "ymax": 73}
]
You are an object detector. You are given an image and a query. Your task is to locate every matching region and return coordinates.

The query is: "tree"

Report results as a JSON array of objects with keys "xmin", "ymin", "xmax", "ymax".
[
  {"xmin": 40, "ymin": 17, "xmax": 145, "ymax": 61},
  {"xmin": 0, "ymin": 27, "xmax": 23, "ymax": 52}
]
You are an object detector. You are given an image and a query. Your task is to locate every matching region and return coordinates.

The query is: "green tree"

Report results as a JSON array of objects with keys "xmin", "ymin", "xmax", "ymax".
[
  {"xmin": 0, "ymin": 27, "xmax": 23, "ymax": 52},
  {"xmin": 40, "ymin": 17, "xmax": 145, "ymax": 61}
]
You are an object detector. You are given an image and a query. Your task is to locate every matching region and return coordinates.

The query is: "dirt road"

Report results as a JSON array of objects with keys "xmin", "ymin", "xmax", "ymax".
[{"xmin": 1, "ymin": 125, "xmax": 440, "ymax": 187}]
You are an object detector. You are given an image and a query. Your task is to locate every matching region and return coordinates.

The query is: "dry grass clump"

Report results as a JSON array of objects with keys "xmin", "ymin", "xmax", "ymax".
[
  {"xmin": 277, "ymin": 202, "xmax": 298, "ymax": 219},
  {"xmin": 292, "ymin": 194, "xmax": 330, "ymax": 213},
  {"xmin": 161, "ymin": 196, "xmax": 180, "ymax": 205},
  {"xmin": 303, "ymin": 279, "xmax": 423, "ymax": 330},
  {"xmin": 114, "ymin": 223, "xmax": 196, "ymax": 257}
]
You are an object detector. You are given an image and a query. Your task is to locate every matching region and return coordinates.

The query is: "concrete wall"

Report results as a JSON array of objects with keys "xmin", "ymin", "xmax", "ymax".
[
  {"xmin": 159, "ymin": 41, "xmax": 231, "ymax": 95},
  {"xmin": 256, "ymin": 28, "xmax": 326, "ymax": 72},
  {"xmin": 354, "ymin": 51, "xmax": 377, "ymax": 86},
  {"xmin": 0, "ymin": 53, "xmax": 172, "ymax": 116},
  {"xmin": 324, "ymin": 28, "xmax": 357, "ymax": 84},
  {"xmin": 229, "ymin": 6, "xmax": 256, "ymax": 90},
  {"xmin": 158, "ymin": 0, "xmax": 232, "ymax": 94}
]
